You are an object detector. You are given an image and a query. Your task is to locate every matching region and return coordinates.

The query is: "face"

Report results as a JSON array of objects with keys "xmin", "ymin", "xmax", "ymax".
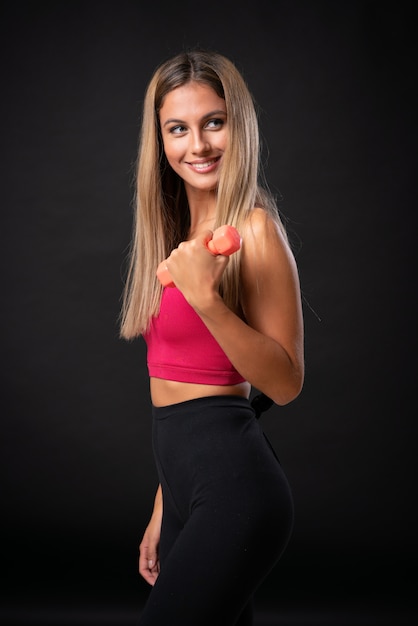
[{"xmin": 159, "ymin": 82, "xmax": 228, "ymax": 195}]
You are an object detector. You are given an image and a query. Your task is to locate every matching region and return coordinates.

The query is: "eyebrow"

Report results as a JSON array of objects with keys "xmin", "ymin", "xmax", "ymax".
[{"xmin": 162, "ymin": 109, "xmax": 227, "ymax": 128}]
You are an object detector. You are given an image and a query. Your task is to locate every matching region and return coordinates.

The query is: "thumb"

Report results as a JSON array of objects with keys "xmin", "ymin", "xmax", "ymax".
[{"xmin": 201, "ymin": 229, "xmax": 214, "ymax": 248}]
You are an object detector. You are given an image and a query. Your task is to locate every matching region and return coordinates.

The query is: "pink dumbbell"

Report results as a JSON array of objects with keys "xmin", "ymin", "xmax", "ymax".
[{"xmin": 157, "ymin": 225, "xmax": 242, "ymax": 287}]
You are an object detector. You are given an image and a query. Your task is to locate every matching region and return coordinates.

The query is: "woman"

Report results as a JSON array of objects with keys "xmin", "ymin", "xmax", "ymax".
[{"xmin": 120, "ymin": 49, "xmax": 304, "ymax": 626}]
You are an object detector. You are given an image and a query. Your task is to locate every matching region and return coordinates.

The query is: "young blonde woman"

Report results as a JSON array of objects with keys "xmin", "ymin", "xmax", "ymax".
[{"xmin": 120, "ymin": 49, "xmax": 304, "ymax": 626}]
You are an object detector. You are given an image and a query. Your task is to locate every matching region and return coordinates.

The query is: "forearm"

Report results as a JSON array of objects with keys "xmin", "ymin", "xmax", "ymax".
[
  {"xmin": 197, "ymin": 294, "xmax": 304, "ymax": 405},
  {"xmin": 152, "ymin": 484, "xmax": 163, "ymax": 518}
]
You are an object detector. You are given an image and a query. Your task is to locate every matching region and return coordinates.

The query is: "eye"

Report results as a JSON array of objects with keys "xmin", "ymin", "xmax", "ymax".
[
  {"xmin": 168, "ymin": 124, "xmax": 187, "ymax": 135},
  {"xmin": 206, "ymin": 118, "xmax": 225, "ymax": 130}
]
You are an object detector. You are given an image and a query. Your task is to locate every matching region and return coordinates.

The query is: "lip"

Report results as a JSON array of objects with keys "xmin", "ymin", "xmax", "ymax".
[{"xmin": 186, "ymin": 156, "xmax": 221, "ymax": 173}]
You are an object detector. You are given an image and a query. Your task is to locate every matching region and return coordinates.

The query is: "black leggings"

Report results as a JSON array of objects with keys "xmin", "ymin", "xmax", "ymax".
[{"xmin": 138, "ymin": 395, "xmax": 294, "ymax": 626}]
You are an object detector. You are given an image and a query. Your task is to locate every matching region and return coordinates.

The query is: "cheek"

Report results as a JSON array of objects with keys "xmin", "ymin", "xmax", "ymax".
[
  {"xmin": 219, "ymin": 130, "xmax": 228, "ymax": 151},
  {"xmin": 162, "ymin": 140, "xmax": 181, "ymax": 165},
  {"xmin": 164, "ymin": 151, "xmax": 179, "ymax": 172}
]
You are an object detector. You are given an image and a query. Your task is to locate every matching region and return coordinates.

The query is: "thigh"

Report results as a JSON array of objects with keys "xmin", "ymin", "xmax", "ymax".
[
  {"xmin": 139, "ymin": 471, "xmax": 292, "ymax": 626},
  {"xmin": 139, "ymin": 509, "xmax": 251, "ymax": 625}
]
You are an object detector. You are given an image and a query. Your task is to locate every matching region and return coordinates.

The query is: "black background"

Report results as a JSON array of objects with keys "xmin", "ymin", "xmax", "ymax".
[{"xmin": 1, "ymin": 1, "xmax": 417, "ymax": 624}]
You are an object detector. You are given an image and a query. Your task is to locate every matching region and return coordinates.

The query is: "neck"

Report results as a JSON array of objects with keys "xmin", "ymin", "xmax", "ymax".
[{"xmin": 186, "ymin": 189, "xmax": 217, "ymax": 238}]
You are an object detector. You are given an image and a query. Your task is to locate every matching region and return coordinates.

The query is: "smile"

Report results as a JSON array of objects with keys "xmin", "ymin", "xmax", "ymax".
[{"xmin": 187, "ymin": 158, "xmax": 220, "ymax": 172}]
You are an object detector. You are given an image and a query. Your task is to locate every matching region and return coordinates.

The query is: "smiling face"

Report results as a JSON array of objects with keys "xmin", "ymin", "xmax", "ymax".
[{"xmin": 159, "ymin": 82, "xmax": 228, "ymax": 197}]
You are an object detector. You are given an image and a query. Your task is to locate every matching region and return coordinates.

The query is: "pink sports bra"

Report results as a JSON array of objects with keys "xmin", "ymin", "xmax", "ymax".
[{"xmin": 143, "ymin": 287, "xmax": 246, "ymax": 385}]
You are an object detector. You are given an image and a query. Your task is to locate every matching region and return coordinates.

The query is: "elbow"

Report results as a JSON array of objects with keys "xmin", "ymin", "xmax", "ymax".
[
  {"xmin": 274, "ymin": 385, "xmax": 303, "ymax": 407},
  {"xmin": 271, "ymin": 367, "xmax": 304, "ymax": 407}
]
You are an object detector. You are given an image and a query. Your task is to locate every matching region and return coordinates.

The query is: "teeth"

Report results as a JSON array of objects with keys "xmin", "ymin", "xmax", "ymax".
[{"xmin": 192, "ymin": 160, "xmax": 215, "ymax": 169}]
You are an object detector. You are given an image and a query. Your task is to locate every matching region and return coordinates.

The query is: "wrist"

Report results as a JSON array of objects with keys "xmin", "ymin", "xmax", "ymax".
[{"xmin": 193, "ymin": 291, "xmax": 229, "ymax": 322}]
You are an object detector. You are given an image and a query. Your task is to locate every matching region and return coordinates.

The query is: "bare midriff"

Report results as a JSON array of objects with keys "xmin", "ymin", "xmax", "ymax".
[{"xmin": 150, "ymin": 377, "xmax": 251, "ymax": 407}]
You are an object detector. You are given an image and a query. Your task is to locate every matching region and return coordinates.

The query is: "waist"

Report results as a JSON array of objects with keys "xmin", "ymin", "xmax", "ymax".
[{"xmin": 150, "ymin": 377, "xmax": 251, "ymax": 408}]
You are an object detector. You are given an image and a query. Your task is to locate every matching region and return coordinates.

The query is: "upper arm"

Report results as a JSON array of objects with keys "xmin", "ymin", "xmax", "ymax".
[{"xmin": 240, "ymin": 208, "xmax": 304, "ymax": 372}]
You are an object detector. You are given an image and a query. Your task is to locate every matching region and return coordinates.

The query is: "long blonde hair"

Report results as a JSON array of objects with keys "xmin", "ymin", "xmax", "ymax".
[{"xmin": 120, "ymin": 49, "xmax": 285, "ymax": 339}]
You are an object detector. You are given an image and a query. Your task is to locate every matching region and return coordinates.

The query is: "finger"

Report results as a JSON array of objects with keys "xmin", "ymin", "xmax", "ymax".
[
  {"xmin": 139, "ymin": 557, "xmax": 160, "ymax": 586},
  {"xmin": 201, "ymin": 229, "xmax": 214, "ymax": 245}
]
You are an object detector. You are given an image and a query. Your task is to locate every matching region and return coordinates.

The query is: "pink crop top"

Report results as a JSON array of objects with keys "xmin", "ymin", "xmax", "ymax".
[{"xmin": 143, "ymin": 287, "xmax": 246, "ymax": 385}]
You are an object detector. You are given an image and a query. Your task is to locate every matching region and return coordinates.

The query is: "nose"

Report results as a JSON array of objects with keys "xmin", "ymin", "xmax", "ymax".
[{"xmin": 191, "ymin": 130, "xmax": 210, "ymax": 154}]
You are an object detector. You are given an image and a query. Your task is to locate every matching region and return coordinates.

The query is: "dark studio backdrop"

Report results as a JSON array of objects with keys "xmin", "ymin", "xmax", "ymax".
[{"xmin": 1, "ymin": 1, "xmax": 416, "ymax": 624}]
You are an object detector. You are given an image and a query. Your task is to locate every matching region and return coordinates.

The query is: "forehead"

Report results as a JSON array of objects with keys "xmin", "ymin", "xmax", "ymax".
[{"xmin": 159, "ymin": 82, "xmax": 226, "ymax": 120}]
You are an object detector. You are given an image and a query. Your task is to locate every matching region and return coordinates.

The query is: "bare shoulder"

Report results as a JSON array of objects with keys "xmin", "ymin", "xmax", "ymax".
[
  {"xmin": 241, "ymin": 207, "xmax": 297, "ymax": 277},
  {"xmin": 242, "ymin": 206, "xmax": 279, "ymax": 236},
  {"xmin": 239, "ymin": 207, "xmax": 303, "ymax": 342}
]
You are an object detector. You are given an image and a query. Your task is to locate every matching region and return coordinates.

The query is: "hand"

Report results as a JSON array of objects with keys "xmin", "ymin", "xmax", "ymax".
[
  {"xmin": 139, "ymin": 486, "xmax": 163, "ymax": 586},
  {"xmin": 166, "ymin": 231, "xmax": 230, "ymax": 305},
  {"xmin": 139, "ymin": 516, "xmax": 161, "ymax": 585}
]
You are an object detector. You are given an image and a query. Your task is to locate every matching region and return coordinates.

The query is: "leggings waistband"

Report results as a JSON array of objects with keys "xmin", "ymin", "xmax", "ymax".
[{"xmin": 152, "ymin": 394, "xmax": 253, "ymax": 420}]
